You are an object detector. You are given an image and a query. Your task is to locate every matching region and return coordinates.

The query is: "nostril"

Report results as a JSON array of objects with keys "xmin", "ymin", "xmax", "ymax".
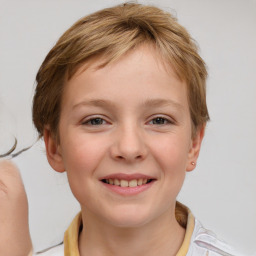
[{"xmin": 115, "ymin": 154, "xmax": 143, "ymax": 161}]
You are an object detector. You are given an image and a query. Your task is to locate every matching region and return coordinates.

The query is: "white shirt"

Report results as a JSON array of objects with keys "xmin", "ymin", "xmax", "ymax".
[{"xmin": 35, "ymin": 215, "xmax": 243, "ymax": 256}]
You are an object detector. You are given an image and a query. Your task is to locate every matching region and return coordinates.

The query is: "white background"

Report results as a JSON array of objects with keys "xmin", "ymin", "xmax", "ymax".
[{"xmin": 0, "ymin": 0, "xmax": 255, "ymax": 254}]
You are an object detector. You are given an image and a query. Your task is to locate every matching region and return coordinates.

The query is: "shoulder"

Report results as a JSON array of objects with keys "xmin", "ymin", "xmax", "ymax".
[
  {"xmin": 34, "ymin": 243, "xmax": 64, "ymax": 256},
  {"xmin": 188, "ymin": 218, "xmax": 244, "ymax": 256}
]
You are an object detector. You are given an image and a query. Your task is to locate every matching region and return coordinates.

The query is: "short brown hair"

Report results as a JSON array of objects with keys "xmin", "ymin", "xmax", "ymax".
[{"xmin": 32, "ymin": 2, "xmax": 209, "ymax": 139}]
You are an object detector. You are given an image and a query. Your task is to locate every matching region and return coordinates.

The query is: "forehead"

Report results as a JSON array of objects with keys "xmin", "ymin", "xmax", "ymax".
[
  {"xmin": 62, "ymin": 45, "xmax": 188, "ymax": 110},
  {"xmin": 69, "ymin": 43, "xmax": 183, "ymax": 84}
]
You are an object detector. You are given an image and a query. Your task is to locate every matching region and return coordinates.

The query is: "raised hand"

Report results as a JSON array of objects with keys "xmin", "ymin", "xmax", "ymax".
[{"xmin": 0, "ymin": 160, "xmax": 33, "ymax": 256}]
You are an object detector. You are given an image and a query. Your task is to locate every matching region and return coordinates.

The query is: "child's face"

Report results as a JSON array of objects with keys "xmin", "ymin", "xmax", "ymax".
[{"xmin": 45, "ymin": 45, "xmax": 203, "ymax": 227}]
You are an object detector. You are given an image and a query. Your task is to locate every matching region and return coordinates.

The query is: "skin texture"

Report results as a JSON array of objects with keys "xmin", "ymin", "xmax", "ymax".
[
  {"xmin": 45, "ymin": 45, "xmax": 204, "ymax": 256},
  {"xmin": 0, "ymin": 160, "xmax": 32, "ymax": 256}
]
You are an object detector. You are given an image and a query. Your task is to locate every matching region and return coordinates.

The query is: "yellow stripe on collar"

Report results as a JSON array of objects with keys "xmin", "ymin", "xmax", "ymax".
[
  {"xmin": 176, "ymin": 210, "xmax": 195, "ymax": 256},
  {"xmin": 64, "ymin": 202, "xmax": 195, "ymax": 256},
  {"xmin": 64, "ymin": 213, "xmax": 82, "ymax": 256}
]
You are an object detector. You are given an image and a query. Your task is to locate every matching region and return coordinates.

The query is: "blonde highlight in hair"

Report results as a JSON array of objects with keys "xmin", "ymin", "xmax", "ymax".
[{"xmin": 33, "ymin": 3, "xmax": 209, "ymax": 138}]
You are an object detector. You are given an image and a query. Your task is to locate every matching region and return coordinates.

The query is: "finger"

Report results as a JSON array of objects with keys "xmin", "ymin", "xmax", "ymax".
[{"xmin": 0, "ymin": 160, "xmax": 33, "ymax": 256}]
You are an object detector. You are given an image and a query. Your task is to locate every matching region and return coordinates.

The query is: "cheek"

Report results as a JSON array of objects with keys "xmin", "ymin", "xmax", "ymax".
[
  {"xmin": 59, "ymin": 133, "xmax": 108, "ymax": 192},
  {"xmin": 61, "ymin": 138, "xmax": 106, "ymax": 206},
  {"xmin": 61, "ymin": 132, "xmax": 108, "ymax": 172},
  {"xmin": 150, "ymin": 133, "xmax": 191, "ymax": 172}
]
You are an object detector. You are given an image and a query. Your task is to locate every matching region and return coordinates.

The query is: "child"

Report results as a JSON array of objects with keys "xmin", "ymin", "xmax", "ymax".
[{"xmin": 29, "ymin": 2, "xmax": 241, "ymax": 256}]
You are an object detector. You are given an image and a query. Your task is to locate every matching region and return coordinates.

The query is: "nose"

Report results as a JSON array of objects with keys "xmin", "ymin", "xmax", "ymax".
[{"xmin": 110, "ymin": 124, "xmax": 148, "ymax": 162}]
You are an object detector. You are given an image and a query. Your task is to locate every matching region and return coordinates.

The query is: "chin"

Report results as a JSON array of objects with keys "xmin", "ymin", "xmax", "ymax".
[{"xmin": 105, "ymin": 207, "xmax": 154, "ymax": 228}]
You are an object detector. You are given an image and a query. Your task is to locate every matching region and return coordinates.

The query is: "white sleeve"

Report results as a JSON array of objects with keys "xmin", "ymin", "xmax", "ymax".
[{"xmin": 190, "ymin": 219, "xmax": 245, "ymax": 256}]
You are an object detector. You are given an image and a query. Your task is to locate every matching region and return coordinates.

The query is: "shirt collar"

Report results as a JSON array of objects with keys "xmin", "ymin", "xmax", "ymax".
[{"xmin": 64, "ymin": 202, "xmax": 195, "ymax": 256}]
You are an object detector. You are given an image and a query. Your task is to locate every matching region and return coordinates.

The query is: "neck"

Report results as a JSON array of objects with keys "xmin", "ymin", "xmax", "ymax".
[{"xmin": 79, "ymin": 207, "xmax": 185, "ymax": 256}]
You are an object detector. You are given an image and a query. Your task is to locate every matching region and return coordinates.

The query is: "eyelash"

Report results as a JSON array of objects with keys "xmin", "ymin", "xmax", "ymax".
[
  {"xmin": 148, "ymin": 116, "xmax": 173, "ymax": 125},
  {"xmin": 82, "ymin": 117, "xmax": 107, "ymax": 126},
  {"xmin": 82, "ymin": 116, "xmax": 173, "ymax": 126}
]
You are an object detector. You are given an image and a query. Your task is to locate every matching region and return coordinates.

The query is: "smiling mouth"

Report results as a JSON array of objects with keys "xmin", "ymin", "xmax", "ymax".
[{"xmin": 101, "ymin": 178, "xmax": 154, "ymax": 187}]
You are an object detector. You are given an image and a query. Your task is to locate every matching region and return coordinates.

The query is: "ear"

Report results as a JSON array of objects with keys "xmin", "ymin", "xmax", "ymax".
[
  {"xmin": 43, "ymin": 127, "xmax": 65, "ymax": 173},
  {"xmin": 186, "ymin": 125, "xmax": 205, "ymax": 172}
]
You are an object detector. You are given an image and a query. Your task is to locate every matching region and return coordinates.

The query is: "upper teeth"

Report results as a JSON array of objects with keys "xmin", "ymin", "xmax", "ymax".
[{"xmin": 105, "ymin": 178, "xmax": 149, "ymax": 187}]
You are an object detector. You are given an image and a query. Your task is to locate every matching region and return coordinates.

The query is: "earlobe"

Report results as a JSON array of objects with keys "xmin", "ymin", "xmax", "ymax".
[
  {"xmin": 43, "ymin": 128, "xmax": 65, "ymax": 173},
  {"xmin": 186, "ymin": 125, "xmax": 205, "ymax": 172}
]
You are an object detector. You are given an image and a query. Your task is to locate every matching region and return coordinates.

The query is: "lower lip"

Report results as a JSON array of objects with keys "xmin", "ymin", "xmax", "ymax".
[{"xmin": 101, "ymin": 181, "xmax": 155, "ymax": 196}]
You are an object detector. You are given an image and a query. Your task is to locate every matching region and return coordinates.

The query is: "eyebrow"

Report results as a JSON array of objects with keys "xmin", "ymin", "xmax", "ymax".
[
  {"xmin": 72, "ymin": 99, "xmax": 116, "ymax": 110},
  {"xmin": 141, "ymin": 98, "xmax": 184, "ymax": 110},
  {"xmin": 72, "ymin": 98, "xmax": 184, "ymax": 111}
]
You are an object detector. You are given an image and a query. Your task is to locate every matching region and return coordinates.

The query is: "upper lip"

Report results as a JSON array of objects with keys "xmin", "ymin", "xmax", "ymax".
[{"xmin": 99, "ymin": 173, "xmax": 156, "ymax": 181}]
